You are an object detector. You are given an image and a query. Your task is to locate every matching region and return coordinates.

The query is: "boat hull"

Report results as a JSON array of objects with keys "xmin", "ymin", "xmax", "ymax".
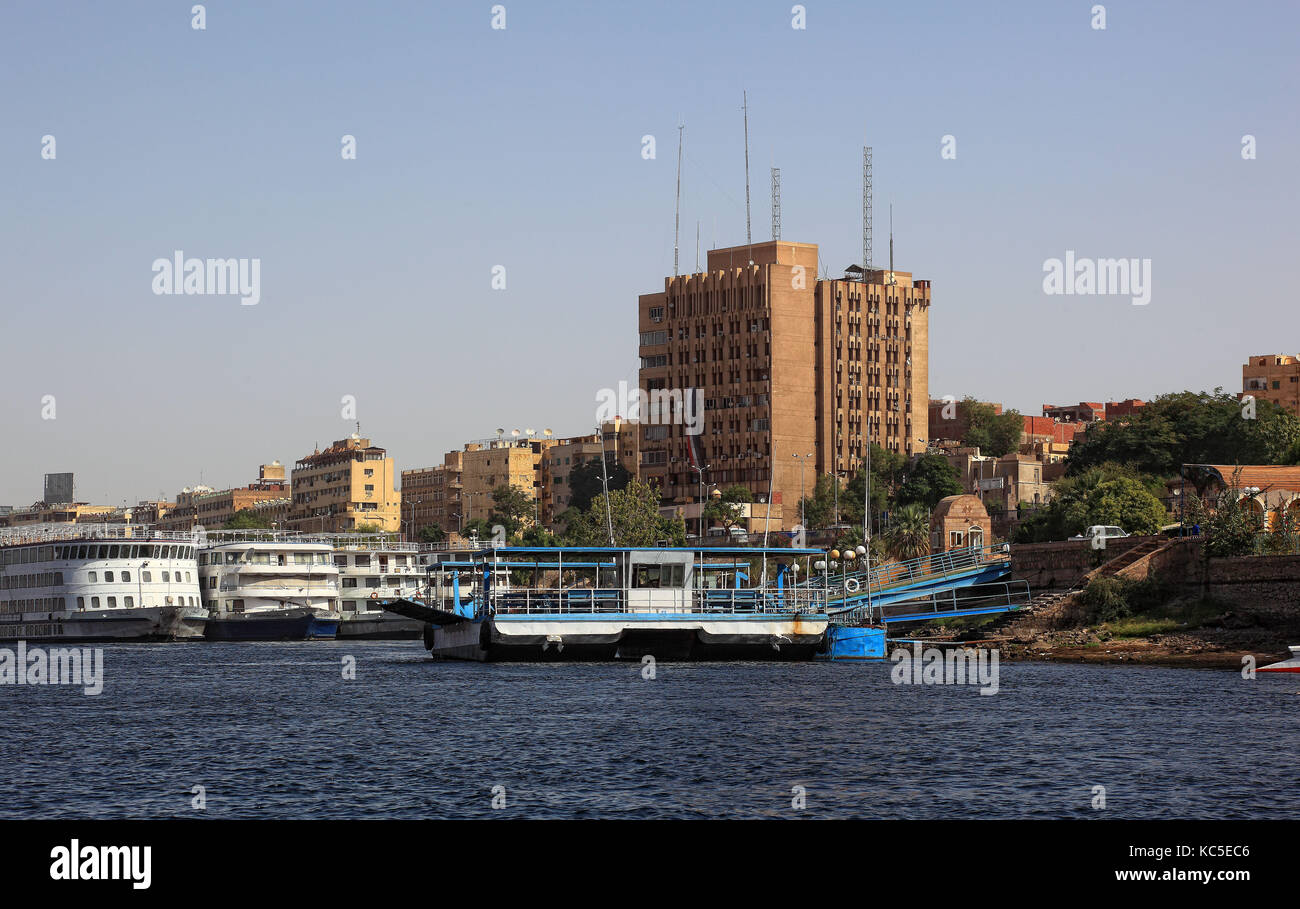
[
  {"xmin": 0, "ymin": 606, "xmax": 204, "ymax": 644},
  {"xmin": 335, "ymin": 613, "xmax": 422, "ymax": 640},
  {"xmin": 204, "ymin": 609, "xmax": 338, "ymax": 641},
  {"xmin": 1258, "ymin": 646, "xmax": 1300, "ymax": 673},
  {"xmin": 817, "ymin": 624, "xmax": 888, "ymax": 661},
  {"xmin": 422, "ymin": 614, "xmax": 828, "ymax": 662}
]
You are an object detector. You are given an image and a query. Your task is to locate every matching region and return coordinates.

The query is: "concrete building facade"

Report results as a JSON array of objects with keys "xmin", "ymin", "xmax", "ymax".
[
  {"xmin": 636, "ymin": 240, "xmax": 930, "ymax": 528},
  {"xmin": 288, "ymin": 435, "xmax": 400, "ymax": 532},
  {"xmin": 1243, "ymin": 353, "xmax": 1300, "ymax": 416}
]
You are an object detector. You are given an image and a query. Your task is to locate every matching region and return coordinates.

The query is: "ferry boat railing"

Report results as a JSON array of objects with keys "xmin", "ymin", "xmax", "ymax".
[
  {"xmin": 0, "ymin": 523, "xmax": 201, "ymax": 546},
  {"xmin": 487, "ymin": 585, "xmax": 828, "ymax": 616},
  {"xmin": 807, "ymin": 543, "xmax": 1011, "ymax": 595},
  {"xmin": 860, "ymin": 579, "xmax": 1033, "ymax": 624}
]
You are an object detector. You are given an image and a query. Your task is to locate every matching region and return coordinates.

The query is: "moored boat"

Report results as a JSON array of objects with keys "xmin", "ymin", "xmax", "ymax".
[
  {"xmin": 0, "ymin": 524, "xmax": 206, "ymax": 642},
  {"xmin": 328, "ymin": 535, "xmax": 424, "ymax": 640},
  {"xmin": 385, "ymin": 545, "xmax": 833, "ymax": 662},
  {"xmin": 1258, "ymin": 646, "xmax": 1300, "ymax": 673},
  {"xmin": 198, "ymin": 532, "xmax": 341, "ymax": 641}
]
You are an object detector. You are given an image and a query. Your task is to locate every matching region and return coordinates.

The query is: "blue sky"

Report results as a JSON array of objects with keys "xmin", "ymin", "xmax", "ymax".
[{"xmin": 1, "ymin": 0, "xmax": 1296, "ymax": 506}]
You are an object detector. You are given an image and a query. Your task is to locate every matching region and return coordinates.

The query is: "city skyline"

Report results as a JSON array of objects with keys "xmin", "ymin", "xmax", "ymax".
[{"xmin": 3, "ymin": 0, "xmax": 1297, "ymax": 505}]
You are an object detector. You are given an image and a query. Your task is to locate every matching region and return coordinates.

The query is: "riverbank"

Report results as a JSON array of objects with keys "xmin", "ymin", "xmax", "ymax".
[{"xmin": 914, "ymin": 593, "xmax": 1297, "ymax": 670}]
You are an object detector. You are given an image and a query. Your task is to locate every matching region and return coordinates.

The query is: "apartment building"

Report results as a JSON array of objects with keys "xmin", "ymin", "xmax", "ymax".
[
  {"xmin": 400, "ymin": 450, "xmax": 464, "ymax": 537},
  {"xmin": 636, "ymin": 239, "xmax": 930, "ymax": 527},
  {"xmin": 1243, "ymin": 353, "xmax": 1300, "ymax": 416},
  {"xmin": 288, "ymin": 435, "xmax": 400, "ymax": 532}
]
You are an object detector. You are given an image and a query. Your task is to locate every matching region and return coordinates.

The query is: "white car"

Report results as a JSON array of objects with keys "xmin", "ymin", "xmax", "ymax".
[{"xmin": 1070, "ymin": 525, "xmax": 1129, "ymax": 543}]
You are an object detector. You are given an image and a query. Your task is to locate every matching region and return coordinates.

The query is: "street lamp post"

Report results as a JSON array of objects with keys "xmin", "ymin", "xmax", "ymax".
[
  {"xmin": 691, "ymin": 463, "xmax": 710, "ymax": 540},
  {"xmin": 793, "ymin": 452, "xmax": 814, "ymax": 529}
]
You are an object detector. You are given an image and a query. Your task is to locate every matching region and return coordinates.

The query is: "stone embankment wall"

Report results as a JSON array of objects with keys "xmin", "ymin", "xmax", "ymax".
[{"xmin": 1010, "ymin": 536, "xmax": 1159, "ymax": 590}]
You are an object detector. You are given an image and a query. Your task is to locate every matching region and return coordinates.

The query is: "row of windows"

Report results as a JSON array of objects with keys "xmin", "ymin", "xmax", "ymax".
[
  {"xmin": 0, "ymin": 572, "xmax": 62, "ymax": 590},
  {"xmin": 55, "ymin": 544, "xmax": 193, "ymax": 561},
  {"xmin": 199, "ymin": 551, "xmax": 331, "ymax": 566},
  {"xmin": 86, "ymin": 569, "xmax": 188, "ymax": 584},
  {"xmin": 1, "ymin": 598, "xmax": 65, "ymax": 614},
  {"xmin": 341, "ymin": 577, "xmax": 408, "ymax": 588},
  {"xmin": 0, "ymin": 545, "xmax": 56, "ymax": 565}
]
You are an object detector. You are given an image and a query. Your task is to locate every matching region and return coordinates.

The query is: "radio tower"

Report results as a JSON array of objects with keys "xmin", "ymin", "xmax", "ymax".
[
  {"xmin": 743, "ymin": 91, "xmax": 753, "ymax": 264},
  {"xmin": 862, "ymin": 146, "xmax": 873, "ymax": 278},
  {"xmin": 673, "ymin": 121, "xmax": 684, "ymax": 277},
  {"xmin": 770, "ymin": 167, "xmax": 781, "ymax": 240}
]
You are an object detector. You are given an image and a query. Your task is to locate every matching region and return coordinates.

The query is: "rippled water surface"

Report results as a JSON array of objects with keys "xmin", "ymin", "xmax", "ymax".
[{"xmin": 1, "ymin": 642, "xmax": 1294, "ymax": 819}]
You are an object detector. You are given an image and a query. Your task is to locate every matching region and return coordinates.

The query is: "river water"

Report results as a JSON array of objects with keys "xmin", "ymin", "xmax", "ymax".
[{"xmin": 2, "ymin": 642, "xmax": 1293, "ymax": 819}]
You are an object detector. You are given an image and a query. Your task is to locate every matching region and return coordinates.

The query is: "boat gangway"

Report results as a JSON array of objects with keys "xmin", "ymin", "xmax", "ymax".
[{"xmin": 816, "ymin": 543, "xmax": 1022, "ymax": 623}]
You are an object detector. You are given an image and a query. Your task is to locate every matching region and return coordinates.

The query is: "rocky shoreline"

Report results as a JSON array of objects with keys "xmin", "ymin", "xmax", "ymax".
[{"xmin": 912, "ymin": 595, "xmax": 1296, "ymax": 671}]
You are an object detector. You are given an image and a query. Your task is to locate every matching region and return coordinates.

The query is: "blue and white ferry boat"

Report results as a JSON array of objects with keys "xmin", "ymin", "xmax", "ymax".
[{"xmin": 383, "ymin": 545, "xmax": 851, "ymax": 662}]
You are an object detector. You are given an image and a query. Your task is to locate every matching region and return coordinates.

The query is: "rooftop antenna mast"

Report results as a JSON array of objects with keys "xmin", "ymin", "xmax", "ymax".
[
  {"xmin": 862, "ymin": 146, "xmax": 872, "ymax": 278},
  {"xmin": 889, "ymin": 203, "xmax": 897, "ymax": 286},
  {"xmin": 743, "ymin": 91, "xmax": 753, "ymax": 264},
  {"xmin": 695, "ymin": 220, "xmax": 700, "ymax": 272},
  {"xmin": 770, "ymin": 166, "xmax": 781, "ymax": 240},
  {"xmin": 673, "ymin": 120, "xmax": 684, "ymax": 277}
]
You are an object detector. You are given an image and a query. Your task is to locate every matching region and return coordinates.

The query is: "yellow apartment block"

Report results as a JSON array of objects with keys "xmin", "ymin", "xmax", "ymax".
[{"xmin": 288, "ymin": 435, "xmax": 400, "ymax": 532}]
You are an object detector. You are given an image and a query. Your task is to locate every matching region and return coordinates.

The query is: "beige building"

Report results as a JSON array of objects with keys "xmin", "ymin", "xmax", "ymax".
[
  {"xmin": 0, "ymin": 502, "xmax": 116, "ymax": 528},
  {"xmin": 401, "ymin": 451, "xmax": 464, "ymax": 537},
  {"xmin": 288, "ymin": 435, "xmax": 400, "ymax": 532},
  {"xmin": 1243, "ymin": 353, "xmax": 1300, "ymax": 416},
  {"xmin": 637, "ymin": 240, "xmax": 930, "ymax": 528},
  {"xmin": 458, "ymin": 435, "xmax": 551, "ymax": 526}
]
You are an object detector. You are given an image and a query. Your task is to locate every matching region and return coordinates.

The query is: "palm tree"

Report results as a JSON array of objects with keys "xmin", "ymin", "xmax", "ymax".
[{"xmin": 885, "ymin": 503, "xmax": 931, "ymax": 562}]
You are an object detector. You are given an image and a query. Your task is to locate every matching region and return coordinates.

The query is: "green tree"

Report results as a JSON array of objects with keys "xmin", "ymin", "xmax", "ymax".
[
  {"xmin": 1204, "ymin": 470, "xmax": 1264, "ymax": 558},
  {"xmin": 416, "ymin": 524, "xmax": 445, "ymax": 544},
  {"xmin": 461, "ymin": 517, "xmax": 494, "ymax": 542},
  {"xmin": 884, "ymin": 502, "xmax": 932, "ymax": 561},
  {"xmin": 896, "ymin": 453, "xmax": 963, "ymax": 510},
  {"xmin": 566, "ymin": 455, "xmax": 632, "ymax": 513},
  {"xmin": 796, "ymin": 474, "xmax": 839, "ymax": 532},
  {"xmin": 519, "ymin": 525, "xmax": 560, "ymax": 547},
  {"xmin": 488, "ymin": 484, "xmax": 535, "ymax": 538},
  {"xmin": 841, "ymin": 444, "xmax": 906, "ymax": 530},
  {"xmin": 960, "ymin": 399, "xmax": 1024, "ymax": 457},
  {"xmin": 565, "ymin": 478, "xmax": 686, "ymax": 547},
  {"xmin": 703, "ymin": 484, "xmax": 753, "ymax": 533},
  {"xmin": 1066, "ymin": 389, "xmax": 1300, "ymax": 478},
  {"xmin": 1013, "ymin": 463, "xmax": 1167, "ymax": 542},
  {"xmin": 223, "ymin": 509, "xmax": 273, "ymax": 529}
]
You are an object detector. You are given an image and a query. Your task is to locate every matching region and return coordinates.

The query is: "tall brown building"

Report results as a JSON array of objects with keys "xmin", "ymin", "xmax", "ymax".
[{"xmin": 637, "ymin": 240, "xmax": 930, "ymax": 528}]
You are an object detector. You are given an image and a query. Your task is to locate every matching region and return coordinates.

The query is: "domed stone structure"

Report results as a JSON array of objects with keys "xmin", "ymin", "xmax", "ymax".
[{"xmin": 930, "ymin": 494, "xmax": 991, "ymax": 552}]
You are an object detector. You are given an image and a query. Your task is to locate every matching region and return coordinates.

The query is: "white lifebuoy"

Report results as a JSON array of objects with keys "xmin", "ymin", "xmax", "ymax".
[{"xmin": 844, "ymin": 578, "xmax": 861, "ymax": 593}]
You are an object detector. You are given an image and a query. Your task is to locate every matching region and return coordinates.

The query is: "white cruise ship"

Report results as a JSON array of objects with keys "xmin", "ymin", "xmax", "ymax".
[
  {"xmin": 328, "ymin": 536, "xmax": 424, "ymax": 639},
  {"xmin": 0, "ymin": 524, "xmax": 206, "ymax": 642},
  {"xmin": 198, "ymin": 532, "xmax": 341, "ymax": 640}
]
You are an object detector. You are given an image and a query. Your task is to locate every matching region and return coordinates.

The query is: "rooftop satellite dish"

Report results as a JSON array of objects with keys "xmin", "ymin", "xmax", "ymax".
[
  {"xmin": 511, "ymin": 429, "xmax": 520, "ymax": 438},
  {"xmin": 525, "ymin": 428, "xmax": 535, "ymax": 437},
  {"xmin": 544, "ymin": 429, "xmax": 553, "ymax": 438}
]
